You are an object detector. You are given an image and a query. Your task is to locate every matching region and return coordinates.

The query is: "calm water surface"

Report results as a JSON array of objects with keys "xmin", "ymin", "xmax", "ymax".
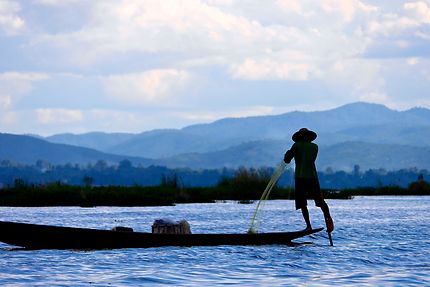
[{"xmin": 0, "ymin": 196, "xmax": 429, "ymax": 286}]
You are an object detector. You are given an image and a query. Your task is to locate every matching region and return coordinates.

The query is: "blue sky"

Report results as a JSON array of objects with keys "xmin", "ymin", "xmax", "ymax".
[{"xmin": 0, "ymin": 0, "xmax": 429, "ymax": 135}]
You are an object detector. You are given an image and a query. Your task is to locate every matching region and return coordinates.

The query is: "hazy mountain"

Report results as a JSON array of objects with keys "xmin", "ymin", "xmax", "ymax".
[
  {"xmin": 2, "ymin": 133, "xmax": 429, "ymax": 171},
  {"xmin": 0, "ymin": 133, "xmax": 148, "ymax": 166},
  {"xmin": 8, "ymin": 102, "xmax": 430, "ymax": 170},
  {"xmin": 107, "ymin": 129, "xmax": 254, "ymax": 158},
  {"xmin": 44, "ymin": 102, "xmax": 430, "ymax": 158},
  {"xmin": 46, "ymin": 132, "xmax": 134, "ymax": 151},
  {"xmin": 181, "ymin": 102, "xmax": 430, "ymax": 141},
  {"xmin": 318, "ymin": 124, "xmax": 430, "ymax": 146}
]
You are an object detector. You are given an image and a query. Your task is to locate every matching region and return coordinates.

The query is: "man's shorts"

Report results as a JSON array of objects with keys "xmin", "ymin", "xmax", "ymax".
[{"xmin": 294, "ymin": 177, "xmax": 325, "ymax": 210}]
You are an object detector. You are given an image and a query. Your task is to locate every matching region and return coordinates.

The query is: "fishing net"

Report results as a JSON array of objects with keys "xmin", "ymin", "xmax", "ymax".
[{"xmin": 248, "ymin": 161, "xmax": 286, "ymax": 233}]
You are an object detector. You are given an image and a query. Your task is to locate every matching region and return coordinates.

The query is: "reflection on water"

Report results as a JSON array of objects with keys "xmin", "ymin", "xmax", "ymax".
[{"xmin": 0, "ymin": 197, "xmax": 429, "ymax": 286}]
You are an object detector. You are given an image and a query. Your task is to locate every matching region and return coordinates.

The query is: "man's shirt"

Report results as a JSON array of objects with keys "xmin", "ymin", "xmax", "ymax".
[{"xmin": 284, "ymin": 141, "xmax": 318, "ymax": 179}]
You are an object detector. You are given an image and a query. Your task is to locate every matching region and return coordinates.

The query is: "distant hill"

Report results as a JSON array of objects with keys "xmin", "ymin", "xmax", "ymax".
[
  {"xmin": 0, "ymin": 133, "xmax": 148, "ymax": 166},
  {"xmin": 317, "ymin": 124, "xmax": 430, "ymax": 146},
  {"xmin": 44, "ymin": 102, "xmax": 430, "ymax": 158},
  {"xmin": 3, "ymin": 134, "xmax": 429, "ymax": 170},
  {"xmin": 46, "ymin": 132, "xmax": 135, "ymax": 152},
  {"xmin": 9, "ymin": 102, "xmax": 430, "ymax": 170}
]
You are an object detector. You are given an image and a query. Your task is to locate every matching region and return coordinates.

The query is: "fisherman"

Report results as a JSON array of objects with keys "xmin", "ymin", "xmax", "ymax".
[{"xmin": 283, "ymin": 128, "xmax": 334, "ymax": 233}]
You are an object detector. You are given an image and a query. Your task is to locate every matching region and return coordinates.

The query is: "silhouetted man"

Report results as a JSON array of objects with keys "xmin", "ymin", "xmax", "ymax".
[{"xmin": 283, "ymin": 128, "xmax": 334, "ymax": 233}]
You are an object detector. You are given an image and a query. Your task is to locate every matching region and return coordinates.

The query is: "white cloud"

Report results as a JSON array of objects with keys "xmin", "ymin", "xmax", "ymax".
[
  {"xmin": 407, "ymin": 57, "xmax": 419, "ymax": 65},
  {"xmin": 0, "ymin": 108, "xmax": 149, "ymax": 135},
  {"xmin": 366, "ymin": 2, "xmax": 430, "ymax": 37},
  {"xmin": 415, "ymin": 31, "xmax": 430, "ymax": 39},
  {"xmin": 0, "ymin": 72, "xmax": 50, "ymax": 108},
  {"xmin": 277, "ymin": 0, "xmax": 378, "ymax": 20},
  {"xmin": 36, "ymin": 108, "xmax": 84, "ymax": 124},
  {"xmin": 34, "ymin": 0, "xmax": 84, "ymax": 5},
  {"xmin": 367, "ymin": 14, "xmax": 419, "ymax": 36},
  {"xmin": 404, "ymin": 1, "xmax": 430, "ymax": 23},
  {"xmin": 321, "ymin": 0, "xmax": 378, "ymax": 22},
  {"xmin": 204, "ymin": 0, "xmax": 234, "ymax": 6},
  {"xmin": 0, "ymin": 0, "xmax": 24, "ymax": 35},
  {"xmin": 230, "ymin": 57, "xmax": 315, "ymax": 80},
  {"xmin": 0, "ymin": 71, "xmax": 49, "ymax": 82},
  {"xmin": 325, "ymin": 58, "xmax": 385, "ymax": 103},
  {"xmin": 40, "ymin": 0, "xmax": 268, "ymax": 63},
  {"xmin": 277, "ymin": 0, "xmax": 308, "ymax": 16},
  {"xmin": 32, "ymin": 108, "xmax": 192, "ymax": 135},
  {"xmin": 34, "ymin": 0, "xmax": 381, "ymax": 81},
  {"xmin": 176, "ymin": 105, "xmax": 276, "ymax": 122},
  {"xmin": 90, "ymin": 108, "xmax": 180, "ymax": 132},
  {"xmin": 0, "ymin": 95, "xmax": 11, "ymax": 109},
  {"xmin": 102, "ymin": 69, "xmax": 193, "ymax": 105},
  {"xmin": 1, "ymin": 0, "xmax": 429, "ymax": 137},
  {"xmin": 358, "ymin": 91, "xmax": 389, "ymax": 103},
  {"xmin": 0, "ymin": 110, "xmax": 17, "ymax": 125}
]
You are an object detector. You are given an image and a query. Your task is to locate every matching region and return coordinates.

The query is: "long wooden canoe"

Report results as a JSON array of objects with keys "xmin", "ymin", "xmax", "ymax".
[{"xmin": 0, "ymin": 221, "xmax": 323, "ymax": 250}]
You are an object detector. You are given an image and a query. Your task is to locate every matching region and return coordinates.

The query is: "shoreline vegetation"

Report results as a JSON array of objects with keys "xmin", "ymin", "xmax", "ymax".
[
  {"xmin": 0, "ymin": 173, "xmax": 429, "ymax": 207},
  {"xmin": 1, "ymin": 160, "xmax": 429, "ymax": 190}
]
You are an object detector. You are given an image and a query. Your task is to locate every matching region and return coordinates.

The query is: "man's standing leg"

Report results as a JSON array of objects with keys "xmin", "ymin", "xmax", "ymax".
[{"xmin": 301, "ymin": 206, "xmax": 312, "ymax": 230}]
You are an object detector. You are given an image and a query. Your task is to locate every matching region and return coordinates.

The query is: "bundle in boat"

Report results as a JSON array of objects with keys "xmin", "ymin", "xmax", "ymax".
[
  {"xmin": 111, "ymin": 226, "xmax": 134, "ymax": 232},
  {"xmin": 151, "ymin": 219, "xmax": 192, "ymax": 234}
]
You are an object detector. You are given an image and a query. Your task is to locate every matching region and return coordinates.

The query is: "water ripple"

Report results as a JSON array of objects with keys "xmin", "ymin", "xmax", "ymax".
[{"xmin": 0, "ymin": 197, "xmax": 429, "ymax": 286}]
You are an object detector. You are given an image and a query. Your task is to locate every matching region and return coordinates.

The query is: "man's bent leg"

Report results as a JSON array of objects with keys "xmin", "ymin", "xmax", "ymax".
[
  {"xmin": 320, "ymin": 201, "xmax": 331, "ymax": 218},
  {"xmin": 319, "ymin": 201, "xmax": 334, "ymax": 232}
]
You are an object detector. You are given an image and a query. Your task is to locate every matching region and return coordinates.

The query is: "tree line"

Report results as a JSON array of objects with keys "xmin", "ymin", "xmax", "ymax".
[{"xmin": 0, "ymin": 159, "xmax": 428, "ymax": 189}]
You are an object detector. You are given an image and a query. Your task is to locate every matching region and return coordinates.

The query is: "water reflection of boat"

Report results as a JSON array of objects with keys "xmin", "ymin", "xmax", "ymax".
[{"xmin": 0, "ymin": 221, "xmax": 323, "ymax": 250}]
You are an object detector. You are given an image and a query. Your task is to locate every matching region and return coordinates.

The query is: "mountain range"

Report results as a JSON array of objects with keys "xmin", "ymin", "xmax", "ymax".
[
  {"xmin": 1, "ymin": 102, "xmax": 430, "ymax": 171},
  {"xmin": 0, "ymin": 133, "xmax": 148, "ymax": 166}
]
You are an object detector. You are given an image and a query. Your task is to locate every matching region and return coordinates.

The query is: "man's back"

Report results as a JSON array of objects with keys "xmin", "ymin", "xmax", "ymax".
[{"xmin": 285, "ymin": 141, "xmax": 318, "ymax": 179}]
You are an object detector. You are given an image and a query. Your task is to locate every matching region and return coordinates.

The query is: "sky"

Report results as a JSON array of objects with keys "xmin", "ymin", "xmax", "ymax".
[{"xmin": 0, "ymin": 0, "xmax": 430, "ymax": 136}]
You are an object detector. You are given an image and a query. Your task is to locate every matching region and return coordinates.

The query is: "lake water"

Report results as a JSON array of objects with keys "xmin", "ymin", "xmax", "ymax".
[{"xmin": 0, "ymin": 196, "xmax": 429, "ymax": 286}]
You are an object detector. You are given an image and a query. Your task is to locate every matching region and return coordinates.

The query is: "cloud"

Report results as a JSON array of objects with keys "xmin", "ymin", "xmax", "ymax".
[
  {"xmin": 367, "ymin": 14, "xmax": 420, "ymax": 36},
  {"xmin": 1, "ymin": 0, "xmax": 429, "ymax": 137},
  {"xmin": 358, "ymin": 91, "xmax": 389, "ymax": 103},
  {"xmin": 1, "ymin": 108, "xmax": 148, "ymax": 135},
  {"xmin": 33, "ymin": 0, "xmax": 84, "ymax": 5},
  {"xmin": 177, "ymin": 105, "xmax": 276, "ymax": 122},
  {"xmin": 38, "ymin": 0, "xmax": 267, "ymax": 63},
  {"xmin": 415, "ymin": 31, "xmax": 430, "ymax": 39},
  {"xmin": 277, "ymin": 0, "xmax": 378, "ymax": 20},
  {"xmin": 407, "ymin": 57, "xmax": 419, "ymax": 65},
  {"xmin": 36, "ymin": 108, "xmax": 84, "ymax": 124},
  {"xmin": 33, "ymin": 0, "xmax": 382, "ymax": 81},
  {"xmin": 86, "ymin": 108, "xmax": 174, "ymax": 132},
  {"xmin": 366, "ymin": 2, "xmax": 430, "ymax": 37},
  {"xmin": 230, "ymin": 57, "xmax": 315, "ymax": 80},
  {"xmin": 102, "ymin": 69, "xmax": 193, "ymax": 105},
  {"xmin": 404, "ymin": 1, "xmax": 430, "ymax": 23},
  {"xmin": 0, "ymin": 71, "xmax": 49, "ymax": 82},
  {"xmin": 0, "ymin": 0, "xmax": 24, "ymax": 35},
  {"xmin": 30, "ymin": 108, "xmax": 192, "ymax": 135},
  {"xmin": 0, "ymin": 110, "xmax": 17, "ymax": 126},
  {"xmin": 325, "ymin": 58, "xmax": 385, "ymax": 104},
  {"xmin": 0, "ymin": 72, "xmax": 50, "ymax": 109},
  {"xmin": 321, "ymin": 0, "xmax": 378, "ymax": 22},
  {"xmin": 277, "ymin": 0, "xmax": 309, "ymax": 16}
]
